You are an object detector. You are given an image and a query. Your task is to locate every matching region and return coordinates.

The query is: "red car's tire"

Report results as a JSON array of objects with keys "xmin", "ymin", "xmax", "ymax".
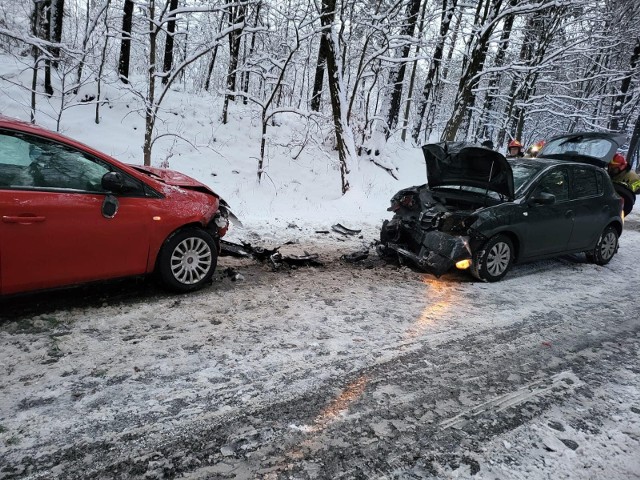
[{"xmin": 157, "ymin": 228, "xmax": 218, "ymax": 292}]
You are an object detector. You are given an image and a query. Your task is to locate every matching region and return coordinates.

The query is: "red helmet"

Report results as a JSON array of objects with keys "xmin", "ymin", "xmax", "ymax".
[
  {"xmin": 508, "ymin": 140, "xmax": 523, "ymax": 148},
  {"xmin": 610, "ymin": 152, "xmax": 627, "ymax": 170}
]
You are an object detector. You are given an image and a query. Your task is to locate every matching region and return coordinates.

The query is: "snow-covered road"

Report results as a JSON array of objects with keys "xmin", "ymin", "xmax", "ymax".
[{"xmin": 1, "ymin": 224, "xmax": 639, "ymax": 479}]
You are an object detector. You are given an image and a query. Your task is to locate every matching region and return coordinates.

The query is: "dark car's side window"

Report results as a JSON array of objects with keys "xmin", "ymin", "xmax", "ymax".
[
  {"xmin": 533, "ymin": 168, "xmax": 569, "ymax": 202},
  {"xmin": 570, "ymin": 166, "xmax": 602, "ymax": 200}
]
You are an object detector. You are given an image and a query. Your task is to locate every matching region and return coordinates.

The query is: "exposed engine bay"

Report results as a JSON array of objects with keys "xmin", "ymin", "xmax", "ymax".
[{"xmin": 379, "ymin": 185, "xmax": 496, "ymax": 275}]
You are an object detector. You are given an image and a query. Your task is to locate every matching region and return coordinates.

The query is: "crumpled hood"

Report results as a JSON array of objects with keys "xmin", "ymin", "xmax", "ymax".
[
  {"xmin": 129, "ymin": 164, "xmax": 213, "ymax": 191},
  {"xmin": 129, "ymin": 164, "xmax": 239, "ymax": 223},
  {"xmin": 422, "ymin": 142, "xmax": 514, "ymax": 199}
]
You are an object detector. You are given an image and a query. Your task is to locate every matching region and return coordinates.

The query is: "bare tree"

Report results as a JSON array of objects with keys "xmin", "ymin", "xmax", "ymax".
[
  {"xmin": 203, "ymin": 9, "xmax": 227, "ymax": 92},
  {"xmin": 609, "ymin": 36, "xmax": 640, "ymax": 132},
  {"xmin": 412, "ymin": 0, "xmax": 459, "ymax": 142},
  {"xmin": 384, "ymin": 0, "xmax": 422, "ymax": 137},
  {"xmin": 161, "ymin": 0, "xmax": 179, "ymax": 85},
  {"xmin": 321, "ymin": 0, "xmax": 357, "ymax": 193},
  {"xmin": 441, "ymin": 0, "xmax": 504, "ymax": 141},
  {"xmin": 222, "ymin": 0, "xmax": 247, "ymax": 124},
  {"xmin": 140, "ymin": 2, "xmax": 247, "ymax": 165},
  {"xmin": 118, "ymin": 0, "xmax": 134, "ymax": 83},
  {"xmin": 50, "ymin": 0, "xmax": 63, "ymax": 68},
  {"xmin": 240, "ymin": 1, "xmax": 261, "ymax": 104},
  {"xmin": 475, "ymin": 0, "xmax": 517, "ymax": 143},
  {"xmin": 309, "ymin": 19, "xmax": 329, "ymax": 111}
]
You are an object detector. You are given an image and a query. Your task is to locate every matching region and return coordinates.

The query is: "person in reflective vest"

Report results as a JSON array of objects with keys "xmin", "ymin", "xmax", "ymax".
[{"xmin": 609, "ymin": 153, "xmax": 640, "ymax": 193}]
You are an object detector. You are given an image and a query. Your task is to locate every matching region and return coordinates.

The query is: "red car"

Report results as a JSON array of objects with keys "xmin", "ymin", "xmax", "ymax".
[{"xmin": 0, "ymin": 116, "xmax": 232, "ymax": 295}]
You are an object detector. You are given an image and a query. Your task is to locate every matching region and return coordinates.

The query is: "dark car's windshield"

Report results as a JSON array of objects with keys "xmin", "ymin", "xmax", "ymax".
[{"xmin": 508, "ymin": 160, "xmax": 546, "ymax": 195}]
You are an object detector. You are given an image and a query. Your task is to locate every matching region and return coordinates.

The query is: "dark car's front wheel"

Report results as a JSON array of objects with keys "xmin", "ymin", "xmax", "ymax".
[
  {"xmin": 471, "ymin": 234, "xmax": 514, "ymax": 282},
  {"xmin": 586, "ymin": 225, "xmax": 618, "ymax": 266},
  {"xmin": 157, "ymin": 228, "xmax": 218, "ymax": 292}
]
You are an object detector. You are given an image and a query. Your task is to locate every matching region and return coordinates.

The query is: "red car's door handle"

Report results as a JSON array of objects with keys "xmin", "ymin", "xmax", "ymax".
[{"xmin": 2, "ymin": 215, "xmax": 47, "ymax": 224}]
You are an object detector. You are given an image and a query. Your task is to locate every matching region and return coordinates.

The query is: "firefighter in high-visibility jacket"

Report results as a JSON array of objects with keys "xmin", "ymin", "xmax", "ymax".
[{"xmin": 608, "ymin": 153, "xmax": 640, "ymax": 193}]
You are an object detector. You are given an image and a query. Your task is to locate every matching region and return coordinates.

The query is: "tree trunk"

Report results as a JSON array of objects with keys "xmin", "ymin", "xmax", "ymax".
[
  {"xmin": 476, "ymin": 0, "xmax": 516, "ymax": 142},
  {"xmin": 310, "ymin": 33, "xmax": 329, "ymax": 111},
  {"xmin": 441, "ymin": 0, "xmax": 503, "ymax": 142},
  {"xmin": 423, "ymin": 7, "xmax": 462, "ymax": 142},
  {"xmin": 413, "ymin": 0, "xmax": 458, "ymax": 142},
  {"xmin": 143, "ymin": 0, "xmax": 157, "ymax": 167},
  {"xmin": 609, "ymin": 36, "xmax": 640, "ymax": 132},
  {"xmin": 96, "ymin": 0, "xmax": 111, "ymax": 124},
  {"xmin": 30, "ymin": 0, "xmax": 42, "ymax": 123},
  {"xmin": 322, "ymin": 0, "xmax": 354, "ymax": 194},
  {"xmin": 204, "ymin": 10, "xmax": 227, "ymax": 92},
  {"xmin": 501, "ymin": 7, "xmax": 562, "ymax": 146},
  {"xmin": 74, "ymin": 0, "xmax": 91, "ymax": 94},
  {"xmin": 401, "ymin": 0, "xmax": 429, "ymax": 142},
  {"xmin": 385, "ymin": 0, "xmax": 422, "ymax": 137},
  {"xmin": 50, "ymin": 0, "xmax": 64, "ymax": 68},
  {"xmin": 118, "ymin": 0, "xmax": 134, "ymax": 83},
  {"xmin": 41, "ymin": 0, "xmax": 54, "ymax": 97},
  {"xmin": 162, "ymin": 0, "xmax": 179, "ymax": 85},
  {"xmin": 222, "ymin": 2, "xmax": 246, "ymax": 124},
  {"xmin": 241, "ymin": 2, "xmax": 261, "ymax": 105},
  {"xmin": 204, "ymin": 48, "xmax": 219, "ymax": 91}
]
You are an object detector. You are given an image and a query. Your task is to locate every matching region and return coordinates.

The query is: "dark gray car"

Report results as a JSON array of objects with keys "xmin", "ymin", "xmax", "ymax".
[{"xmin": 380, "ymin": 142, "xmax": 625, "ymax": 282}]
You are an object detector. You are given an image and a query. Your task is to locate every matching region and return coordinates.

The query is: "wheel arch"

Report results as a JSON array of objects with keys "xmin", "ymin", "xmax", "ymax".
[
  {"xmin": 483, "ymin": 230, "xmax": 521, "ymax": 263},
  {"xmin": 608, "ymin": 220, "xmax": 623, "ymax": 238},
  {"xmin": 148, "ymin": 222, "xmax": 209, "ymax": 273}
]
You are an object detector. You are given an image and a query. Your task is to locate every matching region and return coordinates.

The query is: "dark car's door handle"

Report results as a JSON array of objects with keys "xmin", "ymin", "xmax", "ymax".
[
  {"xmin": 565, "ymin": 210, "xmax": 574, "ymax": 219},
  {"xmin": 2, "ymin": 215, "xmax": 47, "ymax": 224}
]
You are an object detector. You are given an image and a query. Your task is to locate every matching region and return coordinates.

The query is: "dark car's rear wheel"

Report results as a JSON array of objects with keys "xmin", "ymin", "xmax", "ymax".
[
  {"xmin": 157, "ymin": 228, "xmax": 218, "ymax": 292},
  {"xmin": 471, "ymin": 234, "xmax": 514, "ymax": 282},
  {"xmin": 586, "ymin": 225, "xmax": 618, "ymax": 266}
]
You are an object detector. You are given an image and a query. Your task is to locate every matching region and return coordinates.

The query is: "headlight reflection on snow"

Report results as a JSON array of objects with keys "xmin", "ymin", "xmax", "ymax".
[
  {"xmin": 404, "ymin": 277, "xmax": 456, "ymax": 340},
  {"xmin": 301, "ymin": 375, "xmax": 369, "ymax": 434},
  {"xmin": 287, "ymin": 375, "xmax": 370, "ymax": 460}
]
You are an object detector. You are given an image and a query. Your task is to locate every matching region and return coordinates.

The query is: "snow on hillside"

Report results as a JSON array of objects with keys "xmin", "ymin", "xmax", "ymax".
[{"xmin": 0, "ymin": 54, "xmax": 425, "ymax": 241}]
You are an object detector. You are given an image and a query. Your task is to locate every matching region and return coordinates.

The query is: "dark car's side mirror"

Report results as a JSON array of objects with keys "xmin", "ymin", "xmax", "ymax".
[
  {"xmin": 102, "ymin": 171, "xmax": 125, "ymax": 192},
  {"xmin": 528, "ymin": 191, "xmax": 556, "ymax": 206}
]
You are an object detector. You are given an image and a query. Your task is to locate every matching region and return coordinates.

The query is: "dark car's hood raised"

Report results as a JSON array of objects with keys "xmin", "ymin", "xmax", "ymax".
[
  {"xmin": 538, "ymin": 132, "xmax": 627, "ymax": 167},
  {"xmin": 422, "ymin": 142, "xmax": 514, "ymax": 200}
]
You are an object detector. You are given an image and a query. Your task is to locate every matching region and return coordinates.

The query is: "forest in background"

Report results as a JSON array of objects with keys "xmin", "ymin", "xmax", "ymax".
[{"xmin": 0, "ymin": 0, "xmax": 638, "ymax": 193}]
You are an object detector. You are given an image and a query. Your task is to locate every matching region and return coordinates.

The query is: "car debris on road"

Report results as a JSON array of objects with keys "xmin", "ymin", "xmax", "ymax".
[{"xmin": 220, "ymin": 240, "xmax": 323, "ymax": 269}]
